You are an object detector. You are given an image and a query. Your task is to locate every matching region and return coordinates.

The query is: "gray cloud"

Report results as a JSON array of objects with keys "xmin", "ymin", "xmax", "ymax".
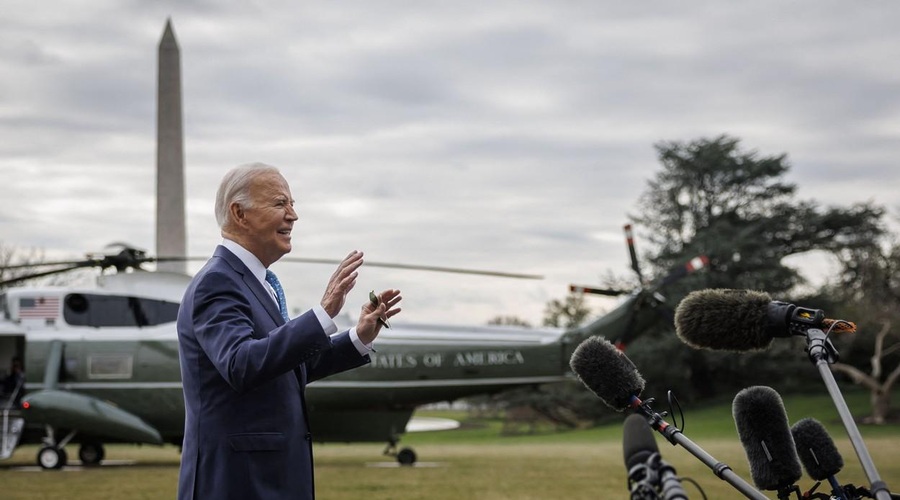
[{"xmin": 2, "ymin": 1, "xmax": 899, "ymax": 325}]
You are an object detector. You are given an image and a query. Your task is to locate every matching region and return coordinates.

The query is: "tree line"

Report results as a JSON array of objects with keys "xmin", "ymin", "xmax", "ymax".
[{"xmin": 487, "ymin": 134, "xmax": 899, "ymax": 427}]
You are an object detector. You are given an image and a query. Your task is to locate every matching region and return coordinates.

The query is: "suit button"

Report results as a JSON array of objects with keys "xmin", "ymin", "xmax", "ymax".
[{"xmin": 305, "ymin": 433, "xmax": 312, "ymax": 441}]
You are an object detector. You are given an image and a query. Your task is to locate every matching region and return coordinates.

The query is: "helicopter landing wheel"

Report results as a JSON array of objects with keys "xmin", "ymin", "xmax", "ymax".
[
  {"xmin": 396, "ymin": 447, "xmax": 417, "ymax": 466},
  {"xmin": 78, "ymin": 442, "xmax": 105, "ymax": 466},
  {"xmin": 37, "ymin": 446, "xmax": 68, "ymax": 470}
]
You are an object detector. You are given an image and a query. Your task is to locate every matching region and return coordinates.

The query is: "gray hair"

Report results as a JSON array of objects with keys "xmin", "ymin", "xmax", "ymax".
[{"xmin": 215, "ymin": 162, "xmax": 281, "ymax": 228}]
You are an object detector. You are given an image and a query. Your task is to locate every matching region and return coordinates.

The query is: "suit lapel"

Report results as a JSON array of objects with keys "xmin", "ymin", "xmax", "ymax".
[{"xmin": 214, "ymin": 246, "xmax": 286, "ymax": 326}]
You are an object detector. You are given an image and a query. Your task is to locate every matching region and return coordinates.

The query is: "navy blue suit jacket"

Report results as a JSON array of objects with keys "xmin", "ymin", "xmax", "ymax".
[{"xmin": 177, "ymin": 246, "xmax": 369, "ymax": 500}]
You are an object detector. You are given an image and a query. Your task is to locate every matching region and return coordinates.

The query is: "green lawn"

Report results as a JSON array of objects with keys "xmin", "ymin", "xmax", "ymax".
[{"xmin": 1, "ymin": 390, "xmax": 898, "ymax": 500}]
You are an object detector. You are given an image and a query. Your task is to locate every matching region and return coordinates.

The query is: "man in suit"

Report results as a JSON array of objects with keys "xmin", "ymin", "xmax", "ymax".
[{"xmin": 177, "ymin": 162, "xmax": 401, "ymax": 500}]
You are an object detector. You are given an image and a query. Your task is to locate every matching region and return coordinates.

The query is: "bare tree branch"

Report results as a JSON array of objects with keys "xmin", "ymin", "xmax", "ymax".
[{"xmin": 830, "ymin": 363, "xmax": 882, "ymax": 392}]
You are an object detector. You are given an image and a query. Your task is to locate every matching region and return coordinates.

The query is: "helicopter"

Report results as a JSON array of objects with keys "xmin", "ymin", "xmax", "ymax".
[{"xmin": 0, "ymin": 227, "xmax": 706, "ymax": 470}]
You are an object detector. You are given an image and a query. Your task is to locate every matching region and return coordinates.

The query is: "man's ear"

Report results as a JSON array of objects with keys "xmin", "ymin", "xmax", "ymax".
[{"xmin": 229, "ymin": 202, "xmax": 245, "ymax": 225}]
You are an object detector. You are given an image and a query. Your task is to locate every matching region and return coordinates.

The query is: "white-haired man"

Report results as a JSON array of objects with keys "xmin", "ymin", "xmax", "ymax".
[{"xmin": 177, "ymin": 162, "xmax": 401, "ymax": 500}]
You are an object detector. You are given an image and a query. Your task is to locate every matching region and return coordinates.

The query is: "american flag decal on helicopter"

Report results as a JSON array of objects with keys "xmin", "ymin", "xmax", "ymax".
[{"xmin": 18, "ymin": 296, "xmax": 60, "ymax": 319}]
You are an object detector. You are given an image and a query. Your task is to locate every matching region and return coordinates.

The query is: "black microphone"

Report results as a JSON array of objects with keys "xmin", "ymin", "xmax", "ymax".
[
  {"xmin": 570, "ymin": 336, "xmax": 769, "ymax": 500},
  {"xmin": 732, "ymin": 386, "xmax": 803, "ymax": 495},
  {"xmin": 624, "ymin": 413, "xmax": 689, "ymax": 499},
  {"xmin": 569, "ymin": 335, "xmax": 646, "ymax": 412},
  {"xmin": 674, "ymin": 288, "xmax": 836, "ymax": 352},
  {"xmin": 792, "ymin": 418, "xmax": 849, "ymax": 500},
  {"xmin": 678, "ymin": 292, "xmax": 891, "ymax": 500}
]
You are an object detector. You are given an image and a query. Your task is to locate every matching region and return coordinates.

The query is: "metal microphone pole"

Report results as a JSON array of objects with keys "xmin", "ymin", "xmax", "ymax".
[
  {"xmin": 805, "ymin": 328, "xmax": 892, "ymax": 500},
  {"xmin": 632, "ymin": 399, "xmax": 770, "ymax": 500}
]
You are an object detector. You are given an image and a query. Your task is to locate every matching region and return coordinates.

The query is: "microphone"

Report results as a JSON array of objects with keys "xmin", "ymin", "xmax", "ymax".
[
  {"xmin": 678, "ymin": 292, "xmax": 892, "ymax": 500},
  {"xmin": 792, "ymin": 418, "xmax": 849, "ymax": 500},
  {"xmin": 569, "ymin": 335, "xmax": 646, "ymax": 411},
  {"xmin": 674, "ymin": 289, "xmax": 854, "ymax": 352},
  {"xmin": 624, "ymin": 413, "xmax": 689, "ymax": 499},
  {"xmin": 570, "ymin": 336, "xmax": 769, "ymax": 500},
  {"xmin": 732, "ymin": 386, "xmax": 803, "ymax": 495}
]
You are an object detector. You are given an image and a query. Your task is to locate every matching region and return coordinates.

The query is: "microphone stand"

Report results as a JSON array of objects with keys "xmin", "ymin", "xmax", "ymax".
[
  {"xmin": 628, "ymin": 454, "xmax": 690, "ymax": 500},
  {"xmin": 630, "ymin": 397, "xmax": 770, "ymax": 500},
  {"xmin": 775, "ymin": 484, "xmax": 801, "ymax": 500},
  {"xmin": 804, "ymin": 328, "xmax": 892, "ymax": 500}
]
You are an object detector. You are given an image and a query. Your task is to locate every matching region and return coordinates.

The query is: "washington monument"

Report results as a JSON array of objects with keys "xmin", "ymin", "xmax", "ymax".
[{"xmin": 156, "ymin": 19, "xmax": 187, "ymax": 273}]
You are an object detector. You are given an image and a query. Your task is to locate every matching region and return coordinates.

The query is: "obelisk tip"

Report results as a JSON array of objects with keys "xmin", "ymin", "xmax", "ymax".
[{"xmin": 160, "ymin": 18, "xmax": 178, "ymax": 48}]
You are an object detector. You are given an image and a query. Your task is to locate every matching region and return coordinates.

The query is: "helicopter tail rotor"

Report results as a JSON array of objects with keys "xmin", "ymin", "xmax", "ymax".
[
  {"xmin": 567, "ymin": 224, "xmax": 709, "ymax": 350},
  {"xmin": 568, "ymin": 224, "xmax": 647, "ymax": 299},
  {"xmin": 624, "ymin": 223, "xmax": 644, "ymax": 286}
]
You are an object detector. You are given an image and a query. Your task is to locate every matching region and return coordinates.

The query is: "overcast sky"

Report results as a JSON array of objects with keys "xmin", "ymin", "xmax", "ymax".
[{"xmin": 2, "ymin": 1, "xmax": 899, "ymax": 326}]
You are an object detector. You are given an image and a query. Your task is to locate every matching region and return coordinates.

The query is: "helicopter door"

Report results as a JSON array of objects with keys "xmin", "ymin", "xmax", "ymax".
[{"xmin": 0, "ymin": 326, "xmax": 26, "ymax": 460}]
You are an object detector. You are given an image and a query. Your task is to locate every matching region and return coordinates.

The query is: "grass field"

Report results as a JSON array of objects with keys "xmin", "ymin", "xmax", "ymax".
[{"xmin": 1, "ymin": 390, "xmax": 898, "ymax": 499}]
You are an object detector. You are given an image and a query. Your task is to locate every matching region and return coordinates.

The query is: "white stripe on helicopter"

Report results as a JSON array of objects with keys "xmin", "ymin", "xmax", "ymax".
[{"xmin": 24, "ymin": 375, "xmax": 567, "ymax": 391}]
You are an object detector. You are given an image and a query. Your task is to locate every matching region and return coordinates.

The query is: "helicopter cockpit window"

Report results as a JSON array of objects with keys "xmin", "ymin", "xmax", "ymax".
[{"xmin": 63, "ymin": 293, "xmax": 180, "ymax": 328}]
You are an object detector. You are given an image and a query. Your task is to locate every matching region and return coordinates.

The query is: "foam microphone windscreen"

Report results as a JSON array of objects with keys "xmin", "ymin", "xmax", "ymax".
[
  {"xmin": 674, "ymin": 289, "xmax": 774, "ymax": 351},
  {"xmin": 732, "ymin": 386, "xmax": 802, "ymax": 491},
  {"xmin": 569, "ymin": 336, "xmax": 646, "ymax": 411},
  {"xmin": 623, "ymin": 413, "xmax": 658, "ymax": 471},
  {"xmin": 791, "ymin": 418, "xmax": 844, "ymax": 481}
]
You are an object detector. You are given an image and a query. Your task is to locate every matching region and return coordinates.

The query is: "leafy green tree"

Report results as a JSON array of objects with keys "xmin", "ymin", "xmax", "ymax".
[
  {"xmin": 630, "ymin": 135, "xmax": 885, "ymax": 399},
  {"xmin": 542, "ymin": 292, "xmax": 591, "ymax": 328},
  {"xmin": 487, "ymin": 316, "xmax": 532, "ymax": 328},
  {"xmin": 634, "ymin": 135, "xmax": 883, "ymax": 295}
]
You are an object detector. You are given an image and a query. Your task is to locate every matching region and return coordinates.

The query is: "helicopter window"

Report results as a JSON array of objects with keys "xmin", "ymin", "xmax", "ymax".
[
  {"xmin": 87, "ymin": 353, "xmax": 133, "ymax": 379},
  {"xmin": 63, "ymin": 293, "xmax": 180, "ymax": 328},
  {"xmin": 0, "ymin": 294, "xmax": 7, "ymax": 320},
  {"xmin": 65, "ymin": 294, "xmax": 88, "ymax": 313}
]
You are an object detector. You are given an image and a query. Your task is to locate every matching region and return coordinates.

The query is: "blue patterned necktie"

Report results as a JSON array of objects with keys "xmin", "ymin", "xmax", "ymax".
[{"xmin": 265, "ymin": 269, "xmax": 290, "ymax": 322}]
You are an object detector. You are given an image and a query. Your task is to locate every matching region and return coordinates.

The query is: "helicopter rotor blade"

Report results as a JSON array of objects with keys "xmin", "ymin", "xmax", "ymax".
[
  {"xmin": 278, "ymin": 257, "xmax": 544, "ymax": 280},
  {"xmin": 155, "ymin": 255, "xmax": 544, "ymax": 280},
  {"xmin": 159, "ymin": 241, "xmax": 701, "ymax": 288},
  {"xmin": 623, "ymin": 224, "xmax": 644, "ymax": 284},
  {"xmin": 4, "ymin": 250, "xmax": 543, "ymax": 281},
  {"xmin": 568, "ymin": 284, "xmax": 628, "ymax": 296},
  {"xmin": 566, "ymin": 224, "xmax": 650, "ymax": 299},
  {"xmin": 104, "ymin": 241, "xmax": 143, "ymax": 250},
  {"xmin": 1, "ymin": 259, "xmax": 94, "ymax": 271},
  {"xmin": 0, "ymin": 252, "xmax": 132, "ymax": 287},
  {"xmin": 152, "ymin": 256, "xmax": 210, "ymax": 264},
  {"xmin": 651, "ymin": 254, "xmax": 709, "ymax": 291},
  {"xmin": 0, "ymin": 265, "xmax": 88, "ymax": 288}
]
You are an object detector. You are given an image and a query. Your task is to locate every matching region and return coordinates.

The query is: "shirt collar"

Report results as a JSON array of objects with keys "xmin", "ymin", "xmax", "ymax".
[{"xmin": 222, "ymin": 239, "xmax": 267, "ymax": 285}]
